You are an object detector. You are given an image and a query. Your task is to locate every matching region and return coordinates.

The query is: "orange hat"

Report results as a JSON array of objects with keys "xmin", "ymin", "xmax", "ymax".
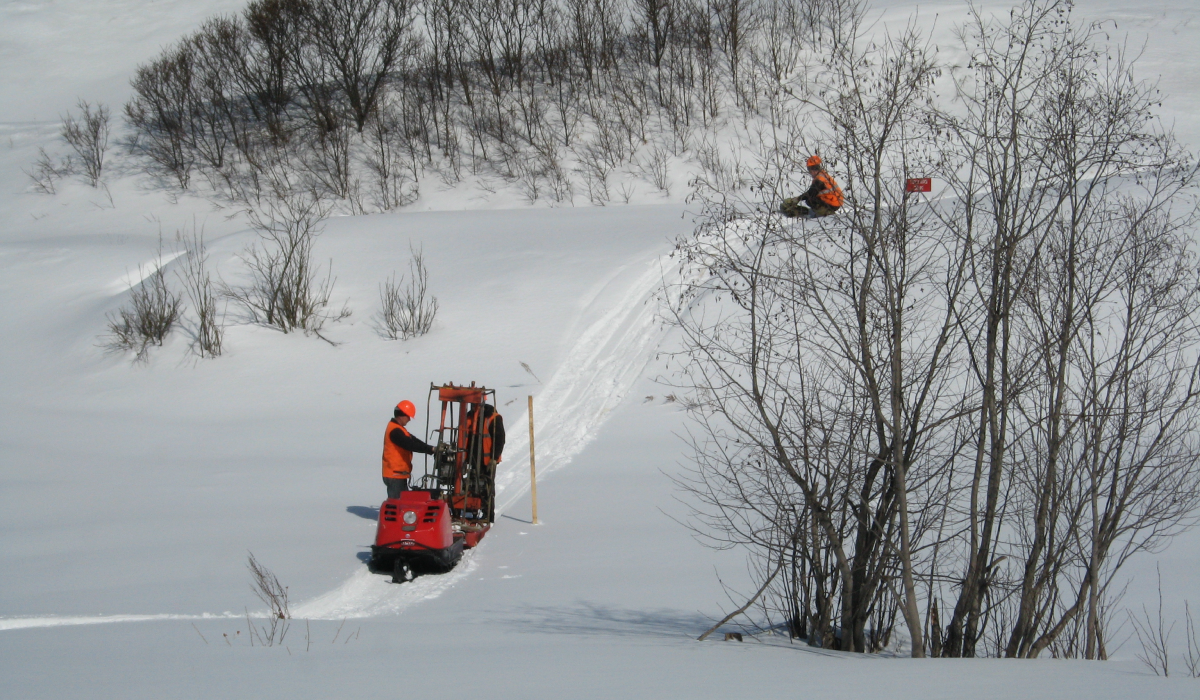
[
  {"xmin": 806, "ymin": 155, "xmax": 822, "ymax": 168},
  {"xmin": 395, "ymin": 400, "xmax": 416, "ymax": 418}
]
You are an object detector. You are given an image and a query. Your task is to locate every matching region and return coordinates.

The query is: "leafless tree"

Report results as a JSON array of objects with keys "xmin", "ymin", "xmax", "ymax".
[
  {"xmin": 364, "ymin": 91, "xmax": 421, "ymax": 210},
  {"xmin": 926, "ymin": 0, "xmax": 1200, "ymax": 659},
  {"xmin": 305, "ymin": 0, "xmax": 418, "ymax": 132},
  {"xmin": 667, "ymin": 0, "xmax": 1200, "ymax": 660},
  {"xmin": 669, "ymin": 4, "xmax": 956, "ymax": 654},
  {"xmin": 126, "ymin": 46, "xmax": 198, "ymax": 189},
  {"xmin": 242, "ymin": 0, "xmax": 306, "ymax": 140},
  {"xmin": 632, "ymin": 0, "xmax": 677, "ymax": 69},
  {"xmin": 931, "ymin": 0, "xmax": 1072, "ymax": 659}
]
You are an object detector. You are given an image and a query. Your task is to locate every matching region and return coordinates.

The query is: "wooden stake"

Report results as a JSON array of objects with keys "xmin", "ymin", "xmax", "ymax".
[{"xmin": 528, "ymin": 394, "xmax": 538, "ymax": 525}]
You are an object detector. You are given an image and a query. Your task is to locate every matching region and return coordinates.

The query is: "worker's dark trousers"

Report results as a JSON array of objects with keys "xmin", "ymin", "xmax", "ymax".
[
  {"xmin": 802, "ymin": 196, "xmax": 838, "ymax": 218},
  {"xmin": 383, "ymin": 477, "xmax": 409, "ymax": 499}
]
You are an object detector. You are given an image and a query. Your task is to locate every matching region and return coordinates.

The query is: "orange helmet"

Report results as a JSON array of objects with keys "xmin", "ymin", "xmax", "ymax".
[
  {"xmin": 395, "ymin": 400, "xmax": 416, "ymax": 418},
  {"xmin": 806, "ymin": 155, "xmax": 822, "ymax": 168}
]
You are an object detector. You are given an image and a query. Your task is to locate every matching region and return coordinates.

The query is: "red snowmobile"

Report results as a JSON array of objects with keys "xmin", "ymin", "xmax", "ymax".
[{"xmin": 369, "ymin": 383, "xmax": 499, "ymax": 583}]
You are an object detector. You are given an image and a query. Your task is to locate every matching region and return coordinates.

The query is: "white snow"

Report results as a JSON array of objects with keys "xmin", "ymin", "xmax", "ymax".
[
  {"xmin": 106, "ymin": 250, "xmax": 185, "ymax": 295},
  {"xmin": 2, "ymin": 0, "xmax": 1200, "ymax": 698}
]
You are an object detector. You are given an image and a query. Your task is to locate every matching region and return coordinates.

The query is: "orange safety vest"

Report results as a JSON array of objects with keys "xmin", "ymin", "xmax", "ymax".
[
  {"xmin": 382, "ymin": 419, "xmax": 415, "ymax": 479},
  {"xmin": 815, "ymin": 171, "xmax": 844, "ymax": 208},
  {"xmin": 466, "ymin": 412, "xmax": 499, "ymax": 465}
]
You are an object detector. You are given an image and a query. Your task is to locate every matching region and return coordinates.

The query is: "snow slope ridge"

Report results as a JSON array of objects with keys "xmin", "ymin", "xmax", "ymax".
[
  {"xmin": 493, "ymin": 252, "xmax": 677, "ymax": 513},
  {"xmin": 292, "ymin": 250, "xmax": 678, "ymax": 619},
  {"xmin": 106, "ymin": 250, "xmax": 185, "ymax": 295},
  {"xmin": 0, "ymin": 612, "xmax": 239, "ymax": 632}
]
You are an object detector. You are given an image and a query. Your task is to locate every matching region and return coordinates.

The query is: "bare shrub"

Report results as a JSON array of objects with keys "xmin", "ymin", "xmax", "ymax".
[
  {"xmin": 1128, "ymin": 567, "xmax": 1174, "ymax": 676},
  {"xmin": 694, "ymin": 137, "xmax": 745, "ymax": 192},
  {"xmin": 304, "ymin": 0, "xmax": 418, "ymax": 132},
  {"xmin": 575, "ymin": 142, "xmax": 613, "ymax": 204},
  {"xmin": 636, "ymin": 142, "xmax": 671, "ymax": 194},
  {"xmin": 1186, "ymin": 602, "xmax": 1200, "ymax": 678},
  {"xmin": 632, "ymin": 0, "xmax": 677, "ymax": 68},
  {"xmin": 364, "ymin": 97, "xmax": 420, "ymax": 210},
  {"xmin": 246, "ymin": 551, "xmax": 289, "ymax": 647},
  {"xmin": 516, "ymin": 166, "xmax": 544, "ymax": 204},
  {"xmin": 545, "ymin": 154, "xmax": 574, "ymax": 203},
  {"xmin": 24, "ymin": 147, "xmax": 72, "ymax": 195},
  {"xmin": 61, "ymin": 100, "xmax": 110, "ymax": 187},
  {"xmin": 225, "ymin": 183, "xmax": 350, "ymax": 336},
  {"xmin": 303, "ymin": 125, "xmax": 356, "ymax": 200},
  {"xmin": 176, "ymin": 223, "xmax": 224, "ymax": 358},
  {"xmin": 376, "ymin": 243, "xmax": 438, "ymax": 340},
  {"xmin": 105, "ymin": 241, "xmax": 183, "ymax": 361}
]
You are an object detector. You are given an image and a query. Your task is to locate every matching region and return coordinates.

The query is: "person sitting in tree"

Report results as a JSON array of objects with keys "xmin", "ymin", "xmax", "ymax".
[{"xmin": 781, "ymin": 155, "xmax": 844, "ymax": 219}]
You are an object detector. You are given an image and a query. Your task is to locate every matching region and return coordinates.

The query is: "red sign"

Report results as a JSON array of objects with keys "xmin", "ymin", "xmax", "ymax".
[{"xmin": 905, "ymin": 178, "xmax": 932, "ymax": 193}]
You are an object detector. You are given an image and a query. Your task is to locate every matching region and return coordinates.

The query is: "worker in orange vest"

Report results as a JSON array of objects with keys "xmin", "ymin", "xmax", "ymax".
[
  {"xmin": 382, "ymin": 399, "xmax": 434, "ymax": 499},
  {"xmin": 464, "ymin": 403, "xmax": 506, "ymax": 468},
  {"xmin": 781, "ymin": 155, "xmax": 844, "ymax": 219}
]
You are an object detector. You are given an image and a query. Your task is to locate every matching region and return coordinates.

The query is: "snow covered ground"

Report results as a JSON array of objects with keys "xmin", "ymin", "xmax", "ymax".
[{"xmin": 3, "ymin": 0, "xmax": 1200, "ymax": 698}]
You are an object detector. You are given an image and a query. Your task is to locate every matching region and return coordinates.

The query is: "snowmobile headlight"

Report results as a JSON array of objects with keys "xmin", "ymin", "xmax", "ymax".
[{"xmin": 402, "ymin": 510, "xmax": 418, "ymax": 524}]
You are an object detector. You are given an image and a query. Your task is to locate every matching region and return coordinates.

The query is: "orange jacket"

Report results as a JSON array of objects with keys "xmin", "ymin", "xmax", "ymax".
[
  {"xmin": 382, "ymin": 420, "xmax": 421, "ymax": 479},
  {"xmin": 465, "ymin": 409, "xmax": 505, "ymax": 466},
  {"xmin": 813, "ymin": 171, "xmax": 843, "ymax": 208}
]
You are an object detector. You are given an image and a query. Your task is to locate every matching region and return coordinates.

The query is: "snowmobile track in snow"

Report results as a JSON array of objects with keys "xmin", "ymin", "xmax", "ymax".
[{"xmin": 293, "ymin": 251, "xmax": 677, "ymax": 620}]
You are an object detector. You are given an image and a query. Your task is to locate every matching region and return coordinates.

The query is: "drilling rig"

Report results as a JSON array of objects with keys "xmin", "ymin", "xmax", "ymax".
[{"xmin": 369, "ymin": 382, "xmax": 500, "ymax": 583}]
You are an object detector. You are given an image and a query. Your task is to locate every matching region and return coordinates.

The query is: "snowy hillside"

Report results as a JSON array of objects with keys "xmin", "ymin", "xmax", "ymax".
[{"xmin": 3, "ymin": 0, "xmax": 1200, "ymax": 698}]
